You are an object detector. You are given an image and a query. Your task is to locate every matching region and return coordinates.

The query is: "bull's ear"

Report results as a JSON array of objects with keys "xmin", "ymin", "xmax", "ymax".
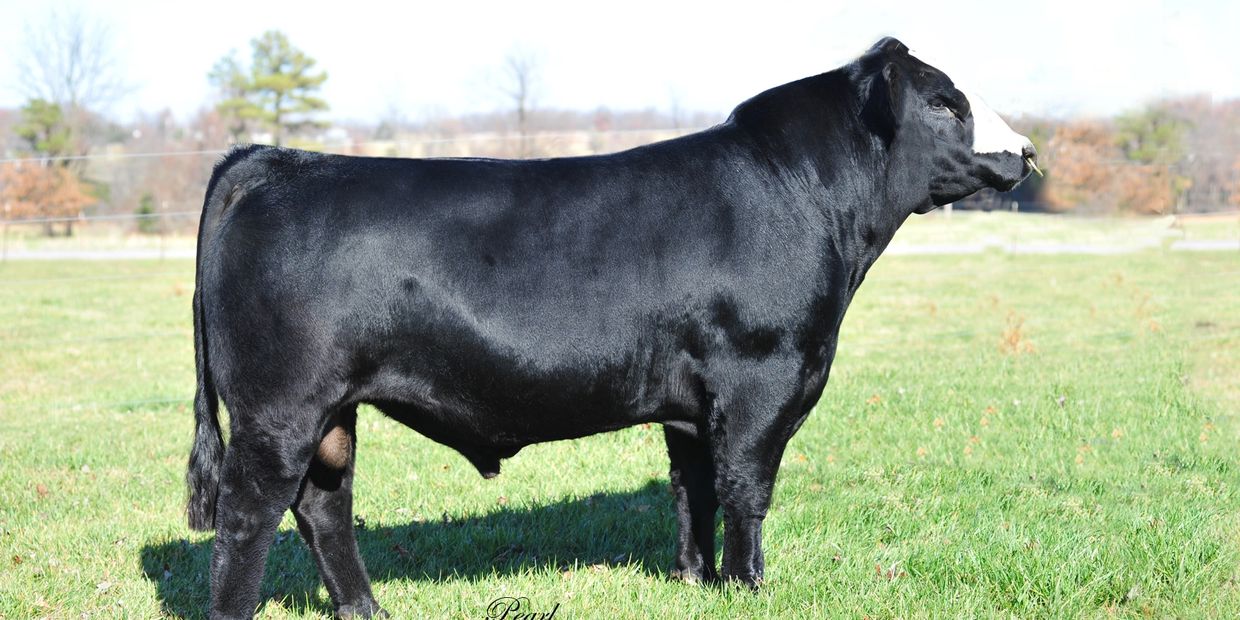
[
  {"xmin": 881, "ymin": 62, "xmax": 903, "ymax": 117},
  {"xmin": 861, "ymin": 61, "xmax": 904, "ymax": 144},
  {"xmin": 869, "ymin": 37, "xmax": 908, "ymax": 56}
]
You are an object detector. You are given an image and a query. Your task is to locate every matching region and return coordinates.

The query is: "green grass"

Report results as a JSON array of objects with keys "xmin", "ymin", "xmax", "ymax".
[
  {"xmin": 1, "ymin": 247, "xmax": 1238, "ymax": 618},
  {"xmin": 890, "ymin": 211, "xmax": 1185, "ymax": 249}
]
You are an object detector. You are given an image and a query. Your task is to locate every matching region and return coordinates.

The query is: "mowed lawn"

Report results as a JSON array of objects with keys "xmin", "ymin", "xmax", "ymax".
[{"xmin": 1, "ymin": 247, "xmax": 1237, "ymax": 618}]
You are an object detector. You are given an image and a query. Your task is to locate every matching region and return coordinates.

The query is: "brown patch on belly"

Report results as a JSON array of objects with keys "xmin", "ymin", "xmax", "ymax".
[{"xmin": 316, "ymin": 425, "xmax": 352, "ymax": 469}]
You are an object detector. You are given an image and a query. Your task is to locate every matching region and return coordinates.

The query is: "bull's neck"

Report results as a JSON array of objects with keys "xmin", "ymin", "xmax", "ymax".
[{"xmin": 727, "ymin": 70, "xmax": 911, "ymax": 294}]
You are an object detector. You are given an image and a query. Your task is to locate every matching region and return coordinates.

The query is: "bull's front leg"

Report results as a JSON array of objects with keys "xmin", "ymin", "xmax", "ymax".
[
  {"xmin": 705, "ymin": 383, "xmax": 802, "ymax": 588},
  {"xmin": 664, "ymin": 425, "xmax": 720, "ymax": 583}
]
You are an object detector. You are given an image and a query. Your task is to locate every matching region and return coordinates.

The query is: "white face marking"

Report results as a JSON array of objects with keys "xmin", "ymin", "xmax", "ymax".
[
  {"xmin": 962, "ymin": 90, "xmax": 1032, "ymax": 156},
  {"xmin": 906, "ymin": 48, "xmax": 1033, "ymax": 156}
]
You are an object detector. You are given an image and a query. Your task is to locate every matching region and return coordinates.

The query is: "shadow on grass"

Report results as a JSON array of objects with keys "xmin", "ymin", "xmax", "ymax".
[{"xmin": 141, "ymin": 479, "xmax": 680, "ymax": 618}]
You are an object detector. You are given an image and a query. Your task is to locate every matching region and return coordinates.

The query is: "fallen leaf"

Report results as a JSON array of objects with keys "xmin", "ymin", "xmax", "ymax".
[{"xmin": 875, "ymin": 561, "xmax": 905, "ymax": 580}]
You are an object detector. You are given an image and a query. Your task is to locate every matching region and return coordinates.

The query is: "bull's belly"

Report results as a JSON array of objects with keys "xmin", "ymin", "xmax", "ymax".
[
  {"xmin": 335, "ymin": 282, "xmax": 711, "ymax": 475},
  {"xmin": 355, "ymin": 343, "xmax": 701, "ymax": 477}
]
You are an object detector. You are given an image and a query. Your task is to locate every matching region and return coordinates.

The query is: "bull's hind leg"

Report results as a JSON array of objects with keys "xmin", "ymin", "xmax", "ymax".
[
  {"xmin": 209, "ymin": 406, "xmax": 321, "ymax": 619},
  {"xmin": 664, "ymin": 425, "xmax": 720, "ymax": 583},
  {"xmin": 291, "ymin": 406, "xmax": 386, "ymax": 619}
]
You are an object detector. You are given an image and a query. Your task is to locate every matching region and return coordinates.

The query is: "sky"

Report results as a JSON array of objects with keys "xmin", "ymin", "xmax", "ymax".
[{"xmin": 0, "ymin": 0, "xmax": 1236, "ymax": 124}]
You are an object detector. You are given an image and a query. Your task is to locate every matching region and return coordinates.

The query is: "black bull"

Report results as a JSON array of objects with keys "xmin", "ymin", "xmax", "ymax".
[{"xmin": 187, "ymin": 38, "xmax": 1034, "ymax": 618}]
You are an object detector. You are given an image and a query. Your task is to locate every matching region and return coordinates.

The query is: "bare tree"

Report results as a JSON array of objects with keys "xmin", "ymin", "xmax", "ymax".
[
  {"xmin": 12, "ymin": 6, "xmax": 128, "ymax": 164},
  {"xmin": 499, "ymin": 47, "xmax": 542, "ymax": 157},
  {"xmin": 14, "ymin": 7, "xmax": 127, "ymax": 113}
]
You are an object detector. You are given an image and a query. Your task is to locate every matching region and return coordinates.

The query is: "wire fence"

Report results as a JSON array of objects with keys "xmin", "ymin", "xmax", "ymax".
[
  {"xmin": 1, "ymin": 210, "xmax": 200, "ymax": 225},
  {"xmin": 0, "ymin": 149, "xmax": 229, "ymax": 165},
  {"xmin": 0, "ymin": 127, "xmax": 706, "ymax": 164}
]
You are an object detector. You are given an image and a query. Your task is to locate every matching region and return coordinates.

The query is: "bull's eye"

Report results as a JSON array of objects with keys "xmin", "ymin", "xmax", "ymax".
[{"xmin": 931, "ymin": 102, "xmax": 962, "ymax": 122}]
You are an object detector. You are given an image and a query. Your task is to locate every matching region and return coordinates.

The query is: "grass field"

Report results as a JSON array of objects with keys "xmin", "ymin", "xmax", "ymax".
[{"xmin": 1, "ymin": 245, "xmax": 1238, "ymax": 618}]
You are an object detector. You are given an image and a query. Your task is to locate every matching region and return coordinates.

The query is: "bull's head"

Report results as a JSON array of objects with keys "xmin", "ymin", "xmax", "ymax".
[{"xmin": 860, "ymin": 37, "xmax": 1039, "ymax": 213}]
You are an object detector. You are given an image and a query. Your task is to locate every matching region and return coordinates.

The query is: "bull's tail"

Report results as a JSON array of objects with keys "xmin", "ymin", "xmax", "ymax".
[
  {"xmin": 186, "ymin": 144, "xmax": 264, "ymax": 531},
  {"xmin": 186, "ymin": 278, "xmax": 223, "ymax": 531}
]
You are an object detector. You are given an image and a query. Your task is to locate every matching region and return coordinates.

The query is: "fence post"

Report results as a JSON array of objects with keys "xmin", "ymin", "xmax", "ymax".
[
  {"xmin": 1, "ymin": 202, "xmax": 11, "ymax": 262},
  {"xmin": 159, "ymin": 201, "xmax": 168, "ymax": 261}
]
